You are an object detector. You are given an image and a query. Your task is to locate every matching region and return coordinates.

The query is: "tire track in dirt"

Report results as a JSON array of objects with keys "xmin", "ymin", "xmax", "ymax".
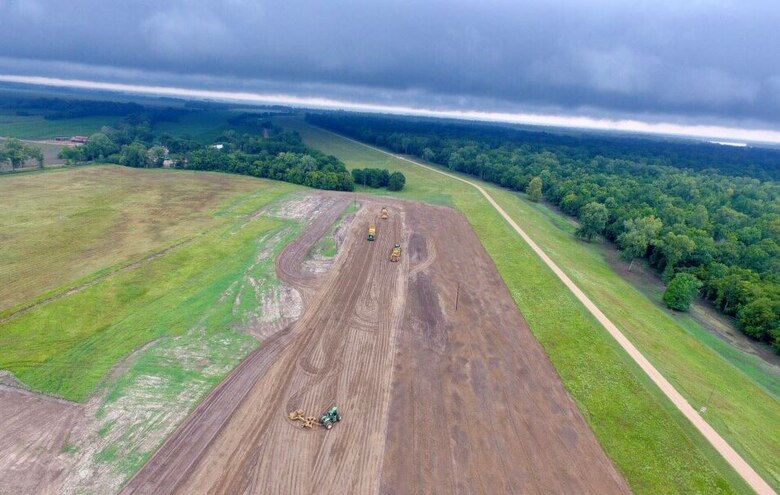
[
  {"xmin": 171, "ymin": 201, "xmax": 407, "ymax": 494},
  {"xmin": 0, "ymin": 386, "xmax": 81, "ymax": 495},
  {"xmin": 380, "ymin": 204, "xmax": 630, "ymax": 494},
  {"xmin": 119, "ymin": 196, "xmax": 352, "ymax": 495},
  {"xmin": 124, "ymin": 195, "xmax": 630, "ymax": 495}
]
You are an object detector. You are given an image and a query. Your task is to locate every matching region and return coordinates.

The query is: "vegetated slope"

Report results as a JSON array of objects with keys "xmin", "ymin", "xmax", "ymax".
[
  {"xmin": 0, "ymin": 166, "xmax": 300, "ymax": 400},
  {"xmin": 307, "ymin": 113, "xmax": 780, "ymax": 353},
  {"xmin": 287, "ymin": 118, "xmax": 759, "ymax": 493}
]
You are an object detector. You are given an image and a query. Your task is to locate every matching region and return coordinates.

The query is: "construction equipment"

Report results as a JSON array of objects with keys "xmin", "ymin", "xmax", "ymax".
[
  {"xmin": 390, "ymin": 243, "xmax": 402, "ymax": 262},
  {"xmin": 319, "ymin": 406, "xmax": 342, "ymax": 430},
  {"xmin": 288, "ymin": 409, "xmax": 305, "ymax": 421},
  {"xmin": 368, "ymin": 225, "xmax": 376, "ymax": 241},
  {"xmin": 288, "ymin": 406, "xmax": 341, "ymax": 430},
  {"xmin": 288, "ymin": 409, "xmax": 317, "ymax": 428},
  {"xmin": 380, "ymin": 207, "xmax": 389, "ymax": 219}
]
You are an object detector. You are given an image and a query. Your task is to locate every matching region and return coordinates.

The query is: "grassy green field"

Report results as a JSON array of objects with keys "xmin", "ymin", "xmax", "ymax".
[
  {"xmin": 0, "ymin": 110, "xmax": 110, "ymax": 139},
  {"xmin": 0, "ymin": 166, "xmax": 300, "ymax": 400},
  {"xmin": 286, "ymin": 117, "xmax": 777, "ymax": 493},
  {"xmin": 0, "ymin": 165, "xmax": 275, "ymax": 313}
]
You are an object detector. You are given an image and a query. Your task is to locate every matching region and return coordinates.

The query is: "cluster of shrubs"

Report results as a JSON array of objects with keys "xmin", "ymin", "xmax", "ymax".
[{"xmin": 351, "ymin": 168, "xmax": 406, "ymax": 191}]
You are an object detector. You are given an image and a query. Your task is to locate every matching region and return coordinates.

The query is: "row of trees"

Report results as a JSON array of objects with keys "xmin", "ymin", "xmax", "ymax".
[
  {"xmin": 309, "ymin": 113, "xmax": 780, "ymax": 352},
  {"xmin": 59, "ymin": 120, "xmax": 357, "ymax": 192},
  {"xmin": 0, "ymin": 139, "xmax": 44, "ymax": 170},
  {"xmin": 351, "ymin": 168, "xmax": 406, "ymax": 191}
]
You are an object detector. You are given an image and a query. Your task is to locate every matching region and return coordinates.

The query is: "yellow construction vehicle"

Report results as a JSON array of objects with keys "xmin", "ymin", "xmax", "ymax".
[
  {"xmin": 368, "ymin": 225, "xmax": 376, "ymax": 241},
  {"xmin": 380, "ymin": 207, "xmax": 389, "ymax": 219},
  {"xmin": 390, "ymin": 243, "xmax": 402, "ymax": 262}
]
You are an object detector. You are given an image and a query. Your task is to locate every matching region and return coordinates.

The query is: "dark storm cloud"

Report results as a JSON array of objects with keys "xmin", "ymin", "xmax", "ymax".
[{"xmin": 1, "ymin": 0, "xmax": 779, "ymax": 127}]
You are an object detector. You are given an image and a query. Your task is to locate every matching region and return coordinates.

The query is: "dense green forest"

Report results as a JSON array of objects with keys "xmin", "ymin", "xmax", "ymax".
[{"xmin": 308, "ymin": 113, "xmax": 780, "ymax": 351}]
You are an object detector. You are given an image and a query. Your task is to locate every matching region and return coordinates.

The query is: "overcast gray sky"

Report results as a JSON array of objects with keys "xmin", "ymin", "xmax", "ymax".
[{"xmin": 1, "ymin": 0, "xmax": 779, "ymax": 136}]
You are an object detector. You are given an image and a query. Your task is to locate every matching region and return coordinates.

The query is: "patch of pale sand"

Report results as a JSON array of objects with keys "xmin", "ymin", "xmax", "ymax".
[
  {"xmin": 259, "ymin": 194, "xmax": 331, "ymax": 221},
  {"xmin": 302, "ymin": 208, "xmax": 357, "ymax": 274},
  {"xmin": 58, "ymin": 331, "xmax": 256, "ymax": 495}
]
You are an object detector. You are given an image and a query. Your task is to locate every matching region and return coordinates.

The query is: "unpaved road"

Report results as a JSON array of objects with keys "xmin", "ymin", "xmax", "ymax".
[
  {"xmin": 123, "ymin": 198, "xmax": 630, "ymax": 494},
  {"xmin": 319, "ymin": 129, "xmax": 775, "ymax": 495}
]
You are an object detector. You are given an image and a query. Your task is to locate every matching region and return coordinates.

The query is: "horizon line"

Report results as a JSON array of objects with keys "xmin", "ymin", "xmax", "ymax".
[{"xmin": 2, "ymin": 74, "xmax": 780, "ymax": 145}]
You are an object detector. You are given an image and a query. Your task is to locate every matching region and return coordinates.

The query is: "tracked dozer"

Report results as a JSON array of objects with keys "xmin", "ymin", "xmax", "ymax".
[
  {"xmin": 368, "ymin": 225, "xmax": 376, "ymax": 241},
  {"xmin": 380, "ymin": 207, "xmax": 389, "ymax": 219},
  {"xmin": 390, "ymin": 243, "xmax": 402, "ymax": 262},
  {"xmin": 320, "ymin": 406, "xmax": 342, "ymax": 430}
]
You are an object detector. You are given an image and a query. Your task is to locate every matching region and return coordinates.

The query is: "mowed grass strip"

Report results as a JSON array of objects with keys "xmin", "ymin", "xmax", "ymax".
[
  {"xmin": 0, "ymin": 165, "xmax": 277, "ymax": 313},
  {"xmin": 485, "ymin": 184, "xmax": 780, "ymax": 490},
  {"xmin": 290, "ymin": 119, "xmax": 755, "ymax": 493},
  {"xmin": 0, "ymin": 167, "xmax": 300, "ymax": 401}
]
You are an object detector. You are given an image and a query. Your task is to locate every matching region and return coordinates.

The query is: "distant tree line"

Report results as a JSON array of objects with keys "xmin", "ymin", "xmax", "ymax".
[
  {"xmin": 59, "ymin": 117, "xmax": 355, "ymax": 191},
  {"xmin": 307, "ymin": 113, "xmax": 780, "ymax": 352},
  {"xmin": 351, "ymin": 168, "xmax": 406, "ymax": 191},
  {"xmin": 4, "ymin": 96, "xmax": 189, "ymax": 123}
]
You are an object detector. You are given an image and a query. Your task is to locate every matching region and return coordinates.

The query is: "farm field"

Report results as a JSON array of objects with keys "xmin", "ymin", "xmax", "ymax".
[
  {"xmin": 285, "ymin": 117, "xmax": 769, "ymax": 493},
  {"xmin": 0, "ymin": 110, "xmax": 109, "ymax": 139},
  {"xmin": 0, "ymin": 165, "xmax": 278, "ymax": 314},
  {"xmin": 124, "ymin": 197, "xmax": 630, "ymax": 494},
  {"xmin": 0, "ymin": 114, "xmax": 774, "ymax": 495},
  {"xmin": 0, "ymin": 166, "xmax": 314, "ymax": 492}
]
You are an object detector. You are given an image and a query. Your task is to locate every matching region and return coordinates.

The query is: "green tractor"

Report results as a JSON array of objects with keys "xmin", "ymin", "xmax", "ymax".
[{"xmin": 320, "ymin": 405, "xmax": 342, "ymax": 430}]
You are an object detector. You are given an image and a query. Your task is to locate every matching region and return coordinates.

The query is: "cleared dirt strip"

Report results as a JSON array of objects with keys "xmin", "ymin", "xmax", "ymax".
[{"xmin": 318, "ymin": 127, "xmax": 776, "ymax": 495}]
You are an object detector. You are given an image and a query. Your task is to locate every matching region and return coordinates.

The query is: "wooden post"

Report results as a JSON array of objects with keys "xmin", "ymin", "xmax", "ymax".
[{"xmin": 455, "ymin": 283, "xmax": 460, "ymax": 312}]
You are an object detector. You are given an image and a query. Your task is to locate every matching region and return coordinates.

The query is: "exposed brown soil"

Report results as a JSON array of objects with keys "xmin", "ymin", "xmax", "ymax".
[
  {"xmin": 0, "ymin": 386, "xmax": 81, "ymax": 495},
  {"xmin": 122, "ymin": 197, "xmax": 629, "ymax": 494}
]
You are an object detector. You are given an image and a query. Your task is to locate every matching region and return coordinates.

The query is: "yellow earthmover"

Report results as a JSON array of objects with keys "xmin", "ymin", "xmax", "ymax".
[
  {"xmin": 381, "ymin": 207, "xmax": 389, "ymax": 219},
  {"xmin": 288, "ymin": 410, "xmax": 319, "ymax": 429},
  {"xmin": 390, "ymin": 243, "xmax": 402, "ymax": 262}
]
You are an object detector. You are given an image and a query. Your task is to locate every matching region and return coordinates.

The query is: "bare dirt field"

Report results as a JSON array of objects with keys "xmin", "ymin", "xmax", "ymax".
[
  {"xmin": 0, "ymin": 385, "xmax": 80, "ymax": 494},
  {"xmin": 123, "ymin": 196, "xmax": 629, "ymax": 494}
]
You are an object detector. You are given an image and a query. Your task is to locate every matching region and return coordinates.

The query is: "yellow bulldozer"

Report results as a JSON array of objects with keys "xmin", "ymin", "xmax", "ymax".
[
  {"xmin": 390, "ymin": 243, "xmax": 402, "ymax": 262},
  {"xmin": 368, "ymin": 225, "xmax": 376, "ymax": 241},
  {"xmin": 380, "ymin": 207, "xmax": 389, "ymax": 219}
]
